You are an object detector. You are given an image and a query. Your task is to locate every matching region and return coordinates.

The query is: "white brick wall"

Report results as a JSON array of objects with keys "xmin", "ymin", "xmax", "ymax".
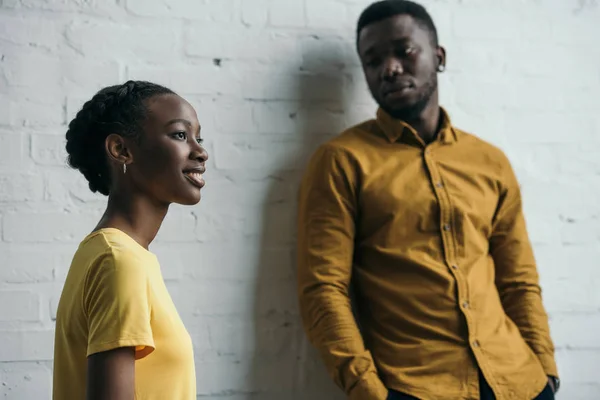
[{"xmin": 0, "ymin": 0, "xmax": 598, "ymax": 398}]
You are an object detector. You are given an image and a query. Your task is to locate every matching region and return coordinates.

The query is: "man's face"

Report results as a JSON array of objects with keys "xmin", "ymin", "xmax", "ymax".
[{"xmin": 358, "ymin": 14, "xmax": 444, "ymax": 120}]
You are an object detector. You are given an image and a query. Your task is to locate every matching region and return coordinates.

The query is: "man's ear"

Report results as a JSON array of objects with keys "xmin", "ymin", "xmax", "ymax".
[
  {"xmin": 105, "ymin": 134, "xmax": 133, "ymax": 166},
  {"xmin": 437, "ymin": 46, "xmax": 447, "ymax": 71}
]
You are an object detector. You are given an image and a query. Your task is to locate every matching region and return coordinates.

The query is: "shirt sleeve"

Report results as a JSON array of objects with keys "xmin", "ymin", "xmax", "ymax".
[
  {"xmin": 83, "ymin": 249, "xmax": 155, "ymax": 359},
  {"xmin": 297, "ymin": 145, "xmax": 388, "ymax": 400},
  {"xmin": 490, "ymin": 155, "xmax": 558, "ymax": 377}
]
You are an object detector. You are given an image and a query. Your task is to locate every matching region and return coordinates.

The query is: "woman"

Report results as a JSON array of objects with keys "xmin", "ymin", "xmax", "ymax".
[{"xmin": 53, "ymin": 81, "xmax": 208, "ymax": 400}]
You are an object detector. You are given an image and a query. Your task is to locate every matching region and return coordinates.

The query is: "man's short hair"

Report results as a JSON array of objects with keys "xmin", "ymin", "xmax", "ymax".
[{"xmin": 356, "ymin": 0, "xmax": 439, "ymax": 49}]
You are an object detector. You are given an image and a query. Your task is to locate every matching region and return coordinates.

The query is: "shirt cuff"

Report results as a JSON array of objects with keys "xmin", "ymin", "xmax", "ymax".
[
  {"xmin": 536, "ymin": 352, "xmax": 559, "ymax": 378},
  {"xmin": 348, "ymin": 373, "xmax": 388, "ymax": 400}
]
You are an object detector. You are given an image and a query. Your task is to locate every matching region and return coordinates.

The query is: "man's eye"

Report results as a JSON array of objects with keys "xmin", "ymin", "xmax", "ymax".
[
  {"xmin": 196, "ymin": 138, "xmax": 204, "ymax": 145},
  {"xmin": 173, "ymin": 132, "xmax": 186, "ymax": 140}
]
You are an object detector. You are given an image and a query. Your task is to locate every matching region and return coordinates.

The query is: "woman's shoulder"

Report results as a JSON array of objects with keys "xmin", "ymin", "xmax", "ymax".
[{"xmin": 75, "ymin": 228, "xmax": 158, "ymax": 274}]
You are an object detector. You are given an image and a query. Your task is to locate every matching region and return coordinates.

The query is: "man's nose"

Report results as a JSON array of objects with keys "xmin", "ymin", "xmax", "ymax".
[{"xmin": 382, "ymin": 58, "xmax": 403, "ymax": 81}]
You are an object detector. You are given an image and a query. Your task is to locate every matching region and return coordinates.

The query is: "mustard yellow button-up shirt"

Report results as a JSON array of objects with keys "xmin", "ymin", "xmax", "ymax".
[{"xmin": 297, "ymin": 108, "xmax": 558, "ymax": 400}]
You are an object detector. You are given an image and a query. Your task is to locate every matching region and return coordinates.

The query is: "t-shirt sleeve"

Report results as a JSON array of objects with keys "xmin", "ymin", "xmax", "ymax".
[{"xmin": 83, "ymin": 250, "xmax": 155, "ymax": 359}]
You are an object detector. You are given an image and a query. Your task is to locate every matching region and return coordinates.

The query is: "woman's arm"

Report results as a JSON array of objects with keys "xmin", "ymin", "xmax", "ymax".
[{"xmin": 87, "ymin": 347, "xmax": 135, "ymax": 400}]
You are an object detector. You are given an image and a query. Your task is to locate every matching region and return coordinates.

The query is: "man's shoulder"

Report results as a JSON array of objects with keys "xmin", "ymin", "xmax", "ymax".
[
  {"xmin": 455, "ymin": 127, "xmax": 511, "ymax": 166},
  {"xmin": 319, "ymin": 118, "xmax": 379, "ymax": 154}
]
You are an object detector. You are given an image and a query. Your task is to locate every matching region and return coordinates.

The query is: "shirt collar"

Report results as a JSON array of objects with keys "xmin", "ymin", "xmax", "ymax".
[{"xmin": 375, "ymin": 107, "xmax": 458, "ymax": 145}]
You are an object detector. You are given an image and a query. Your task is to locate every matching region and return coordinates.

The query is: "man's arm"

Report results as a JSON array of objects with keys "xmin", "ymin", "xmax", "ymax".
[
  {"xmin": 490, "ymin": 157, "xmax": 558, "ymax": 378},
  {"xmin": 87, "ymin": 347, "xmax": 135, "ymax": 400},
  {"xmin": 297, "ymin": 146, "xmax": 388, "ymax": 400}
]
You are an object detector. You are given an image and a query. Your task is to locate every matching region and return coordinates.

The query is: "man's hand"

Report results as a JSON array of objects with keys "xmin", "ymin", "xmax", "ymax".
[{"xmin": 548, "ymin": 376, "xmax": 556, "ymax": 393}]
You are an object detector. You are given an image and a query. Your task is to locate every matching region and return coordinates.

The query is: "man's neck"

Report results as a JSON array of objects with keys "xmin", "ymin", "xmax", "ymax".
[{"xmin": 403, "ymin": 101, "xmax": 441, "ymax": 145}]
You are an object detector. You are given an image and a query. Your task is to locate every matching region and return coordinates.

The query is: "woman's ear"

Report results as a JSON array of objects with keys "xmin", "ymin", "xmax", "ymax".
[{"xmin": 105, "ymin": 134, "xmax": 133, "ymax": 166}]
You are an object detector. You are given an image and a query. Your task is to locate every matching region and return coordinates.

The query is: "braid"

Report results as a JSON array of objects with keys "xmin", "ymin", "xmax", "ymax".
[{"xmin": 65, "ymin": 80, "xmax": 175, "ymax": 195}]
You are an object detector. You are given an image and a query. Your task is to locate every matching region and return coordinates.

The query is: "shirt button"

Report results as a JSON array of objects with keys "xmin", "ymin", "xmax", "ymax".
[
  {"xmin": 435, "ymin": 182, "xmax": 443, "ymax": 188},
  {"xmin": 473, "ymin": 340, "xmax": 480, "ymax": 348},
  {"xmin": 451, "ymin": 265, "xmax": 458, "ymax": 270},
  {"xmin": 462, "ymin": 301, "xmax": 469, "ymax": 309},
  {"xmin": 443, "ymin": 224, "xmax": 451, "ymax": 231}
]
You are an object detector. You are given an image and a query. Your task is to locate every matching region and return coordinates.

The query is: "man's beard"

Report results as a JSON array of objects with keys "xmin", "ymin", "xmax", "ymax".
[{"xmin": 380, "ymin": 71, "xmax": 438, "ymax": 122}]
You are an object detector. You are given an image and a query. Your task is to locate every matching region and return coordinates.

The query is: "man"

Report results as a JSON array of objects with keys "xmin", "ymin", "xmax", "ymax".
[{"xmin": 296, "ymin": 1, "xmax": 559, "ymax": 399}]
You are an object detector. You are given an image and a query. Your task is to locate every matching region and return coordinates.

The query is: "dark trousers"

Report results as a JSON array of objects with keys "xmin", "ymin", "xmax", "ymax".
[{"xmin": 387, "ymin": 372, "xmax": 555, "ymax": 400}]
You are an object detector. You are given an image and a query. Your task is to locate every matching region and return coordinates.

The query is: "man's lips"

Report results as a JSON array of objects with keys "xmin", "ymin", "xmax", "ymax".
[{"xmin": 383, "ymin": 82, "xmax": 415, "ymax": 97}]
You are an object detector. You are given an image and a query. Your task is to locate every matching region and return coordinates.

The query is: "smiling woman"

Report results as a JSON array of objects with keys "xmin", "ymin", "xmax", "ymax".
[{"xmin": 52, "ymin": 81, "xmax": 208, "ymax": 400}]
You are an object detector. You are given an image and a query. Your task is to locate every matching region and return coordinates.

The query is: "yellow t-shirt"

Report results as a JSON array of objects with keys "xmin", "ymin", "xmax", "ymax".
[{"xmin": 53, "ymin": 228, "xmax": 196, "ymax": 399}]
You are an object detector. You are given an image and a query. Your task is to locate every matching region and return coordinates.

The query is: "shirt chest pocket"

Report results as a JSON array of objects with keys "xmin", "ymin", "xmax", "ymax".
[{"xmin": 359, "ymin": 171, "xmax": 442, "ymax": 243}]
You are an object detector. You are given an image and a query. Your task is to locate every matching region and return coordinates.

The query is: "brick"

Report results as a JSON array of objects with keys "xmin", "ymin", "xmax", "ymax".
[
  {"xmin": 214, "ymin": 136, "xmax": 305, "ymax": 171},
  {"xmin": 0, "ymin": 330, "xmax": 54, "ymax": 361},
  {"xmin": 194, "ymin": 203, "xmax": 258, "ymax": 243},
  {"xmin": 559, "ymin": 216, "xmax": 600, "ymax": 246},
  {"xmin": 3, "ymin": 54, "xmax": 120, "ymax": 94},
  {"xmin": 125, "ymin": 0, "xmax": 211, "ymax": 19},
  {"xmin": 181, "ymin": 244, "xmax": 293, "ymax": 281},
  {"xmin": 269, "ymin": 0, "xmax": 305, "ymax": 28},
  {"xmin": 206, "ymin": 0, "xmax": 239, "ymax": 23},
  {"xmin": 205, "ymin": 315, "xmax": 302, "ymax": 359},
  {"xmin": 148, "ymin": 244, "xmax": 184, "ymax": 281},
  {"xmin": 0, "ymin": 362, "xmax": 52, "ymax": 399},
  {"xmin": 2, "ymin": 212, "xmax": 99, "ymax": 243},
  {"xmin": 0, "ymin": 130, "xmax": 25, "ymax": 169},
  {"xmin": 0, "ymin": 245, "xmax": 56, "ymax": 283},
  {"xmin": 445, "ymin": 39, "xmax": 506, "ymax": 77},
  {"xmin": 0, "ymin": 292, "xmax": 40, "ymax": 322},
  {"xmin": 253, "ymin": 101, "xmax": 346, "ymax": 135},
  {"xmin": 256, "ymin": 278, "xmax": 299, "ymax": 316},
  {"xmin": 452, "ymin": 8, "xmax": 522, "ymax": 40},
  {"xmin": 0, "ymin": 172, "xmax": 43, "ymax": 202},
  {"xmin": 45, "ymin": 169, "xmax": 105, "ymax": 205},
  {"xmin": 242, "ymin": 72, "xmax": 345, "ymax": 101},
  {"xmin": 505, "ymin": 111, "xmax": 594, "ymax": 144},
  {"xmin": 66, "ymin": 95, "xmax": 89, "ymax": 122},
  {"xmin": 211, "ymin": 99, "xmax": 256, "ymax": 134},
  {"xmin": 153, "ymin": 206, "xmax": 197, "ymax": 242},
  {"xmin": 551, "ymin": 314, "xmax": 600, "ymax": 349},
  {"xmin": 8, "ymin": 0, "xmax": 119, "ymax": 14},
  {"xmin": 553, "ymin": 384, "xmax": 600, "ymax": 400},
  {"xmin": 127, "ymin": 64, "xmax": 242, "ymax": 96},
  {"xmin": 0, "ymin": 16, "xmax": 62, "ymax": 51},
  {"xmin": 0, "ymin": 95, "xmax": 64, "ymax": 127},
  {"xmin": 300, "ymin": 35, "xmax": 354, "ymax": 72},
  {"xmin": 30, "ymin": 134, "xmax": 66, "ymax": 166},
  {"xmin": 305, "ymin": 0, "xmax": 348, "ymax": 30},
  {"xmin": 242, "ymin": 0, "xmax": 268, "ymax": 27},
  {"xmin": 506, "ymin": 43, "xmax": 600, "ymax": 83},
  {"xmin": 535, "ymin": 245, "xmax": 600, "ymax": 282},
  {"xmin": 65, "ymin": 20, "xmax": 180, "ymax": 63},
  {"xmin": 555, "ymin": 348, "xmax": 600, "ymax": 383},
  {"xmin": 172, "ymin": 280, "xmax": 254, "ymax": 316},
  {"xmin": 195, "ymin": 356, "xmax": 296, "ymax": 394},
  {"xmin": 540, "ymin": 275, "xmax": 599, "ymax": 314},
  {"xmin": 185, "ymin": 26, "xmax": 302, "ymax": 66}
]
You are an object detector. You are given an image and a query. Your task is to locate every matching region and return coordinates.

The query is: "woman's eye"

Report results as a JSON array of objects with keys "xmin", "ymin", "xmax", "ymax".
[
  {"xmin": 196, "ymin": 138, "xmax": 204, "ymax": 145},
  {"xmin": 173, "ymin": 131, "xmax": 186, "ymax": 140}
]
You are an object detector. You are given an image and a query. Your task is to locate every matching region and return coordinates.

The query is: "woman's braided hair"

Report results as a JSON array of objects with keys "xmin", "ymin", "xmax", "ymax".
[{"xmin": 65, "ymin": 80, "xmax": 175, "ymax": 195}]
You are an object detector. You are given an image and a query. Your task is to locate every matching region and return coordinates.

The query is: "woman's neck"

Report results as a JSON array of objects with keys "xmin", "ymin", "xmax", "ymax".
[{"xmin": 95, "ymin": 191, "xmax": 169, "ymax": 250}]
